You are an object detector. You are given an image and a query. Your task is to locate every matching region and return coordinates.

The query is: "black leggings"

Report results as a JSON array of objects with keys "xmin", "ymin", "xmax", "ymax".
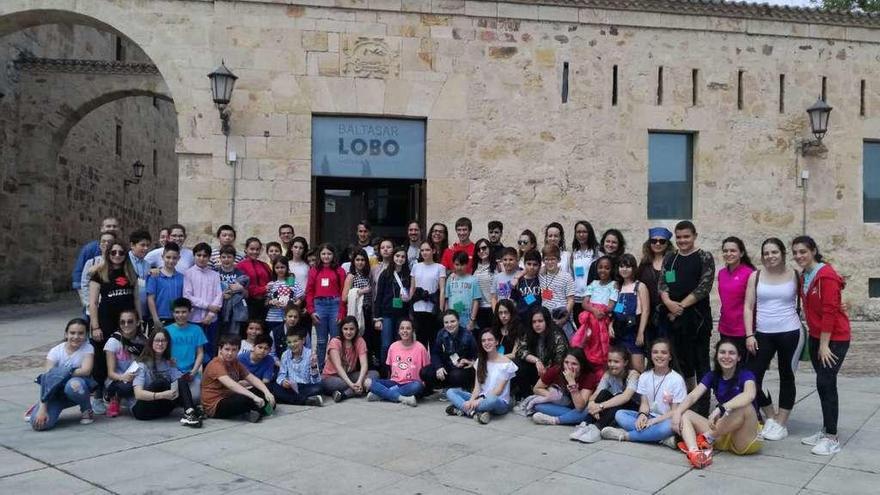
[
  {"xmin": 413, "ymin": 311, "xmax": 439, "ymax": 352},
  {"xmin": 420, "ymin": 365, "xmax": 474, "ymax": 396},
  {"xmin": 589, "ymin": 389, "xmax": 640, "ymax": 429},
  {"xmin": 748, "ymin": 329, "xmax": 803, "ymax": 410},
  {"xmin": 131, "ymin": 380, "xmax": 196, "ymax": 420},
  {"xmin": 809, "ymin": 337, "xmax": 849, "ymax": 435},
  {"xmin": 213, "ymin": 388, "xmax": 266, "ymax": 419},
  {"xmin": 669, "ymin": 309, "xmax": 711, "ymax": 415},
  {"xmin": 105, "ymin": 380, "xmax": 134, "ymax": 400}
]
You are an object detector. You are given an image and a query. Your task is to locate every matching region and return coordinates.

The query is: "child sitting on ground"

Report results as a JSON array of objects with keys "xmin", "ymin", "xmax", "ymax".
[{"xmin": 271, "ymin": 328, "xmax": 323, "ymax": 406}]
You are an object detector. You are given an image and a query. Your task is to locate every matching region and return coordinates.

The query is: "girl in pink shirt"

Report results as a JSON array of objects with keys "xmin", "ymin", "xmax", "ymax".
[
  {"xmin": 717, "ymin": 237, "xmax": 756, "ymax": 354},
  {"xmin": 365, "ymin": 319, "xmax": 429, "ymax": 406}
]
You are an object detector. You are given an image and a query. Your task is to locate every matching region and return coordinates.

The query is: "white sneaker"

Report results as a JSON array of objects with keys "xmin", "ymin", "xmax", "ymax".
[
  {"xmin": 366, "ymin": 392, "xmax": 381, "ymax": 402},
  {"xmin": 398, "ymin": 395, "xmax": 418, "ymax": 407},
  {"xmin": 569, "ymin": 422, "xmax": 589, "ymax": 440},
  {"xmin": 531, "ymin": 412, "xmax": 557, "ymax": 425},
  {"xmin": 811, "ymin": 436, "xmax": 841, "ymax": 456},
  {"xmin": 600, "ymin": 426, "xmax": 627, "ymax": 441},
  {"xmin": 91, "ymin": 397, "xmax": 107, "ymax": 415},
  {"xmin": 801, "ymin": 430, "xmax": 825, "ymax": 446},
  {"xmin": 762, "ymin": 419, "xmax": 789, "ymax": 441},
  {"xmin": 576, "ymin": 424, "xmax": 602, "ymax": 443},
  {"xmin": 760, "ymin": 418, "xmax": 778, "ymax": 439}
]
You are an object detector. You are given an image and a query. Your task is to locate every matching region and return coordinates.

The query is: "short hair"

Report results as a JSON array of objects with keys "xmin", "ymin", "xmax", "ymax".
[
  {"xmin": 172, "ymin": 297, "xmax": 192, "ymax": 311},
  {"xmin": 278, "ymin": 224, "xmax": 294, "ymax": 234},
  {"xmin": 163, "ymin": 241, "xmax": 180, "ymax": 254},
  {"xmin": 541, "ymin": 244, "xmax": 561, "ymax": 259},
  {"xmin": 253, "ymin": 333, "xmax": 273, "ymax": 347},
  {"xmin": 455, "ymin": 217, "xmax": 472, "ymax": 231},
  {"xmin": 357, "ymin": 220, "xmax": 371, "ymax": 231},
  {"xmin": 523, "ymin": 250, "xmax": 542, "ymax": 264},
  {"xmin": 129, "ymin": 229, "xmax": 152, "ymax": 245},
  {"xmin": 244, "ymin": 237, "xmax": 262, "ymax": 249},
  {"xmin": 285, "ymin": 326, "xmax": 308, "ymax": 340},
  {"xmin": 452, "ymin": 251, "xmax": 470, "ymax": 266},
  {"xmin": 169, "ymin": 224, "xmax": 186, "ymax": 235},
  {"xmin": 284, "ymin": 304, "xmax": 302, "ymax": 316},
  {"xmin": 218, "ymin": 334, "xmax": 242, "ymax": 348},
  {"xmin": 500, "ymin": 246, "xmax": 518, "ymax": 258},
  {"xmin": 488, "ymin": 220, "xmax": 503, "ymax": 232},
  {"xmin": 674, "ymin": 220, "xmax": 697, "ymax": 235},
  {"xmin": 192, "ymin": 242, "xmax": 211, "ymax": 256},
  {"xmin": 219, "ymin": 245, "xmax": 237, "ymax": 256},
  {"xmin": 216, "ymin": 224, "xmax": 236, "ymax": 238},
  {"xmin": 266, "ymin": 241, "xmax": 282, "ymax": 253}
]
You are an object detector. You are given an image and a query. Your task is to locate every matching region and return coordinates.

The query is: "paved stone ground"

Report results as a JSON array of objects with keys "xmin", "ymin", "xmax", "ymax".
[{"xmin": 1, "ymin": 296, "xmax": 879, "ymax": 494}]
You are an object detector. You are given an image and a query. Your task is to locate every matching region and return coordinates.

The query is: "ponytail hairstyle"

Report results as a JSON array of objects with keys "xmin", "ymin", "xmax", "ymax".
[
  {"xmin": 721, "ymin": 236, "xmax": 755, "ymax": 270},
  {"xmin": 791, "ymin": 235, "xmax": 824, "ymax": 263},
  {"xmin": 476, "ymin": 328, "xmax": 501, "ymax": 385}
]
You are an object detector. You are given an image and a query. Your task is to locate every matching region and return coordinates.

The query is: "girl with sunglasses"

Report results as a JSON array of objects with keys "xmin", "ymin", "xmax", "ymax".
[{"xmin": 638, "ymin": 227, "xmax": 674, "ymax": 342}]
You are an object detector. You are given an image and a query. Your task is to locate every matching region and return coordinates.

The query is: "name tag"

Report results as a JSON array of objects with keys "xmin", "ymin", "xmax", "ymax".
[
  {"xmin": 665, "ymin": 270, "xmax": 677, "ymax": 283},
  {"xmin": 574, "ymin": 266, "xmax": 585, "ymax": 277},
  {"xmin": 321, "ymin": 278, "xmax": 330, "ymax": 287},
  {"xmin": 541, "ymin": 288, "xmax": 554, "ymax": 300},
  {"xmin": 614, "ymin": 301, "xmax": 625, "ymax": 313},
  {"xmin": 524, "ymin": 294, "xmax": 536, "ymax": 305},
  {"xmin": 392, "ymin": 297, "xmax": 403, "ymax": 308}
]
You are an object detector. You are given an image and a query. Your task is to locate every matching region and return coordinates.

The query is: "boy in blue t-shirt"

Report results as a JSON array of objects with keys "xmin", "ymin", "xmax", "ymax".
[
  {"xmin": 166, "ymin": 297, "xmax": 207, "ymax": 404},
  {"xmin": 238, "ymin": 334, "xmax": 275, "ymax": 385},
  {"xmin": 146, "ymin": 242, "xmax": 185, "ymax": 327}
]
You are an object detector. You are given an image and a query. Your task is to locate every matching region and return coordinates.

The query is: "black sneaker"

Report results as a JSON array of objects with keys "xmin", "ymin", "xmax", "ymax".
[
  {"xmin": 332, "ymin": 391, "xmax": 344, "ymax": 403},
  {"xmin": 195, "ymin": 405, "xmax": 206, "ymax": 420},
  {"xmin": 180, "ymin": 410, "xmax": 202, "ymax": 428},
  {"xmin": 247, "ymin": 410, "xmax": 262, "ymax": 423},
  {"xmin": 445, "ymin": 404, "xmax": 462, "ymax": 416}
]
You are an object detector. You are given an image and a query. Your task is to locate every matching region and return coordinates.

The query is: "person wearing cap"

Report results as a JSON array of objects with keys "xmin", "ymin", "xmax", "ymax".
[{"xmin": 638, "ymin": 227, "xmax": 674, "ymax": 343}]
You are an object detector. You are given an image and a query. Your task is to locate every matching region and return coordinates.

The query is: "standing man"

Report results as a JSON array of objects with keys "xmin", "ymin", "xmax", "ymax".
[
  {"xmin": 145, "ymin": 224, "xmax": 194, "ymax": 273},
  {"xmin": 278, "ymin": 224, "xmax": 296, "ymax": 258},
  {"xmin": 354, "ymin": 220, "xmax": 377, "ymax": 266},
  {"xmin": 405, "ymin": 220, "xmax": 422, "ymax": 267},
  {"xmin": 72, "ymin": 217, "xmax": 119, "ymax": 292},
  {"xmin": 129, "ymin": 230, "xmax": 153, "ymax": 323},
  {"xmin": 487, "ymin": 220, "xmax": 505, "ymax": 262},
  {"xmin": 210, "ymin": 224, "xmax": 245, "ymax": 268},
  {"xmin": 440, "ymin": 217, "xmax": 475, "ymax": 271},
  {"xmin": 658, "ymin": 220, "xmax": 715, "ymax": 416}
]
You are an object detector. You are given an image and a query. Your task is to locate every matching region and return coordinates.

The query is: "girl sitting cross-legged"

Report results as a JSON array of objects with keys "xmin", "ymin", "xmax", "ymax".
[
  {"xmin": 528, "ymin": 348, "xmax": 599, "ymax": 426},
  {"xmin": 366, "ymin": 319, "xmax": 429, "ymax": 407},
  {"xmin": 570, "ymin": 345, "xmax": 641, "ymax": 443},
  {"xmin": 445, "ymin": 328, "xmax": 518, "ymax": 424}
]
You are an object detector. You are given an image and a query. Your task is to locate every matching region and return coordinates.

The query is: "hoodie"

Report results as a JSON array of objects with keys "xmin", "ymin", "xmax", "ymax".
[{"xmin": 802, "ymin": 264, "xmax": 851, "ymax": 342}]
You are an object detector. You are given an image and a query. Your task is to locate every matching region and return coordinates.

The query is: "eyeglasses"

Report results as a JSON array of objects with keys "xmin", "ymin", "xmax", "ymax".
[
  {"xmin": 120, "ymin": 319, "xmax": 136, "ymax": 324},
  {"xmin": 153, "ymin": 338, "xmax": 168, "ymax": 343},
  {"xmin": 650, "ymin": 239, "xmax": 668, "ymax": 245},
  {"xmin": 109, "ymin": 250, "xmax": 126, "ymax": 255},
  {"xmin": 517, "ymin": 240, "xmax": 530, "ymax": 246}
]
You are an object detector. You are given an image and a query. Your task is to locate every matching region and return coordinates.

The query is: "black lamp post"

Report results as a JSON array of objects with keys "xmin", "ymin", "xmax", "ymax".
[
  {"xmin": 801, "ymin": 98, "xmax": 832, "ymax": 155},
  {"xmin": 124, "ymin": 160, "xmax": 145, "ymax": 187},
  {"xmin": 207, "ymin": 61, "xmax": 238, "ymax": 136}
]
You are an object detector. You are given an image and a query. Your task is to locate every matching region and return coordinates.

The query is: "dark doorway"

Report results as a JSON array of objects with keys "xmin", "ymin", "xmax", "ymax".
[{"xmin": 314, "ymin": 177, "xmax": 424, "ymax": 253}]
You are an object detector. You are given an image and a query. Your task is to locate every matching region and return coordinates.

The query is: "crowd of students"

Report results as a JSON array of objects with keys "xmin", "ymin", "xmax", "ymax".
[{"xmin": 29, "ymin": 216, "xmax": 852, "ymax": 469}]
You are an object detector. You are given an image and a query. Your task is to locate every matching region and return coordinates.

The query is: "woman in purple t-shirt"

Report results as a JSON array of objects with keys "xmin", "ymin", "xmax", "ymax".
[{"xmin": 671, "ymin": 339, "xmax": 761, "ymax": 469}]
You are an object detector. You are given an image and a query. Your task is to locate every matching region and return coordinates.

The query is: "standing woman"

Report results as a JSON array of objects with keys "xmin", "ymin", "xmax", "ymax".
[
  {"xmin": 792, "ymin": 236, "xmax": 851, "ymax": 456},
  {"xmin": 411, "ymin": 241, "xmax": 446, "ymax": 350},
  {"xmin": 236, "ymin": 237, "xmax": 273, "ymax": 322},
  {"xmin": 513, "ymin": 307, "xmax": 569, "ymax": 400},
  {"xmin": 717, "ymin": 237, "xmax": 756, "ymax": 353},
  {"xmin": 472, "ymin": 238, "xmax": 497, "ymax": 330},
  {"xmin": 492, "ymin": 299, "xmax": 523, "ymax": 360},
  {"xmin": 374, "ymin": 245, "xmax": 412, "ymax": 368},
  {"xmin": 341, "ymin": 249, "xmax": 375, "ymax": 364},
  {"xmin": 588, "ymin": 229, "xmax": 626, "ymax": 284},
  {"xmin": 571, "ymin": 220, "xmax": 600, "ymax": 323},
  {"xmin": 637, "ymin": 227, "xmax": 674, "ymax": 342},
  {"xmin": 428, "ymin": 222, "xmax": 449, "ymax": 257},
  {"xmin": 287, "ymin": 236, "xmax": 311, "ymax": 293},
  {"xmin": 517, "ymin": 229, "xmax": 538, "ymax": 267},
  {"xmin": 306, "ymin": 243, "xmax": 347, "ymax": 372},
  {"xmin": 89, "ymin": 241, "xmax": 138, "ymax": 414},
  {"xmin": 743, "ymin": 238, "xmax": 804, "ymax": 442},
  {"xmin": 544, "ymin": 222, "xmax": 572, "ymax": 275}
]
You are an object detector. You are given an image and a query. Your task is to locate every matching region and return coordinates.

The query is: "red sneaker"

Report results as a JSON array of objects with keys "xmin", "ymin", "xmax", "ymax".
[
  {"xmin": 106, "ymin": 397, "xmax": 120, "ymax": 418},
  {"xmin": 696, "ymin": 433, "xmax": 712, "ymax": 450},
  {"xmin": 686, "ymin": 449, "xmax": 713, "ymax": 469}
]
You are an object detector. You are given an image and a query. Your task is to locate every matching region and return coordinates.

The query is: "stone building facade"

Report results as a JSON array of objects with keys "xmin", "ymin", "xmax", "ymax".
[{"xmin": 1, "ymin": 0, "xmax": 879, "ymax": 317}]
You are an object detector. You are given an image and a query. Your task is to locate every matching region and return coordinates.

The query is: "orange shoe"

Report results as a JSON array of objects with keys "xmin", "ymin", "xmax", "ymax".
[
  {"xmin": 106, "ymin": 397, "xmax": 120, "ymax": 418},
  {"xmin": 686, "ymin": 449, "xmax": 713, "ymax": 469},
  {"xmin": 677, "ymin": 441, "xmax": 689, "ymax": 454},
  {"xmin": 696, "ymin": 433, "xmax": 712, "ymax": 450}
]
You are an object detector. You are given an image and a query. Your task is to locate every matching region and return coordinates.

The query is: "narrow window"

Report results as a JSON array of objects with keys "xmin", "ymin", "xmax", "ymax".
[
  {"xmin": 612, "ymin": 65, "xmax": 618, "ymax": 107},
  {"xmin": 657, "ymin": 66, "xmax": 663, "ymax": 105},
  {"xmin": 691, "ymin": 69, "xmax": 699, "ymax": 106},
  {"xmin": 152, "ymin": 149, "xmax": 158, "ymax": 176},
  {"xmin": 821, "ymin": 76, "xmax": 827, "ymax": 102},
  {"xmin": 864, "ymin": 141, "xmax": 880, "ymax": 222},
  {"xmin": 779, "ymin": 74, "xmax": 785, "ymax": 113},
  {"xmin": 115, "ymin": 124, "xmax": 122, "ymax": 157},
  {"xmin": 115, "ymin": 36, "xmax": 124, "ymax": 62},
  {"xmin": 860, "ymin": 80, "xmax": 866, "ymax": 117},
  {"xmin": 561, "ymin": 62, "xmax": 569, "ymax": 104},
  {"xmin": 737, "ymin": 70, "xmax": 744, "ymax": 110},
  {"xmin": 648, "ymin": 132, "xmax": 694, "ymax": 219},
  {"xmin": 153, "ymin": 96, "xmax": 159, "ymax": 109},
  {"xmin": 870, "ymin": 278, "xmax": 880, "ymax": 298}
]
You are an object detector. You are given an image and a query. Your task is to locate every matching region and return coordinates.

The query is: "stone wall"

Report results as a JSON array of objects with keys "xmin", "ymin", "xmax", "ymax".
[{"xmin": 0, "ymin": 24, "xmax": 177, "ymax": 300}]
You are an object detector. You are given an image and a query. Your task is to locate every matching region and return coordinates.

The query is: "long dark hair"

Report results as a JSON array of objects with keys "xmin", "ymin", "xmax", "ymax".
[
  {"xmin": 646, "ymin": 337, "xmax": 676, "ymax": 371},
  {"xmin": 315, "ymin": 243, "xmax": 340, "ymax": 270},
  {"xmin": 711, "ymin": 338, "xmax": 745, "ymax": 392},
  {"xmin": 721, "ymin": 236, "xmax": 755, "ymax": 270},
  {"xmin": 348, "ymin": 248, "xmax": 371, "ymax": 277},
  {"xmin": 791, "ymin": 235, "xmax": 824, "ymax": 263},
  {"xmin": 476, "ymin": 328, "xmax": 501, "ymax": 384},
  {"xmin": 518, "ymin": 229, "xmax": 538, "ymax": 258},
  {"xmin": 526, "ymin": 306, "xmax": 565, "ymax": 359},
  {"xmin": 571, "ymin": 220, "xmax": 598, "ymax": 253},
  {"xmin": 290, "ymin": 236, "xmax": 309, "ymax": 262},
  {"xmin": 471, "ymin": 238, "xmax": 496, "ymax": 274},
  {"xmin": 382, "ymin": 245, "xmax": 411, "ymax": 281},
  {"xmin": 761, "ymin": 237, "xmax": 787, "ymax": 260},
  {"xmin": 428, "ymin": 222, "xmax": 449, "ymax": 254},
  {"xmin": 492, "ymin": 299, "xmax": 523, "ymax": 342},
  {"xmin": 600, "ymin": 229, "xmax": 626, "ymax": 257},
  {"xmin": 544, "ymin": 222, "xmax": 566, "ymax": 251},
  {"xmin": 336, "ymin": 316, "xmax": 360, "ymax": 346},
  {"xmin": 639, "ymin": 237, "xmax": 673, "ymax": 267},
  {"xmin": 271, "ymin": 256, "xmax": 291, "ymax": 281},
  {"xmin": 606, "ymin": 344, "xmax": 633, "ymax": 379},
  {"xmin": 563, "ymin": 347, "xmax": 593, "ymax": 379},
  {"xmin": 138, "ymin": 327, "xmax": 173, "ymax": 369}
]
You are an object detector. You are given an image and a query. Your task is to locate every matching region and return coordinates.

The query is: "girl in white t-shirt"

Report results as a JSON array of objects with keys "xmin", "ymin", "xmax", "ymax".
[
  {"xmin": 601, "ymin": 339, "xmax": 686, "ymax": 445},
  {"xmin": 411, "ymin": 241, "xmax": 446, "ymax": 349},
  {"xmin": 445, "ymin": 328, "xmax": 518, "ymax": 425},
  {"xmin": 27, "ymin": 318, "xmax": 96, "ymax": 430}
]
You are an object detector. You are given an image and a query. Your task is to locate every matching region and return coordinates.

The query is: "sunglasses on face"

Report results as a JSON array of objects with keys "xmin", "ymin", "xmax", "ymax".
[
  {"xmin": 650, "ymin": 239, "xmax": 668, "ymax": 245},
  {"xmin": 517, "ymin": 240, "xmax": 530, "ymax": 246}
]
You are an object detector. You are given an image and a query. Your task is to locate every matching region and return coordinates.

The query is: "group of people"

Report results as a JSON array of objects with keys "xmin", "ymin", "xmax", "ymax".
[{"xmin": 29, "ymin": 216, "xmax": 851, "ymax": 470}]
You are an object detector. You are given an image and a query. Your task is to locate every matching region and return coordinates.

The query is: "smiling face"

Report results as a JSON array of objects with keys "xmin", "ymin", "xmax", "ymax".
[
  {"xmin": 455, "ymin": 224, "xmax": 470, "ymax": 243},
  {"xmin": 162, "ymin": 249, "xmax": 180, "ymax": 270},
  {"xmin": 603, "ymin": 234, "xmax": 619, "ymax": 255},
  {"xmin": 172, "ymin": 306, "xmax": 190, "ymax": 325},
  {"xmin": 545, "ymin": 227, "xmax": 561, "ymax": 247},
  {"xmin": 65, "ymin": 323, "xmax": 88, "ymax": 350},
  {"xmin": 607, "ymin": 351, "xmax": 628, "ymax": 376},
  {"xmin": 675, "ymin": 229, "xmax": 696, "ymax": 253},
  {"xmin": 118, "ymin": 310, "xmax": 139, "ymax": 338},
  {"xmin": 722, "ymin": 241, "xmax": 743, "ymax": 268},
  {"xmin": 715, "ymin": 342, "xmax": 740, "ymax": 372},
  {"xmin": 543, "ymin": 253, "xmax": 559, "ymax": 272},
  {"xmin": 650, "ymin": 342, "xmax": 671, "ymax": 370},
  {"xmin": 430, "ymin": 225, "xmax": 446, "ymax": 243},
  {"xmin": 407, "ymin": 222, "xmax": 421, "ymax": 243},
  {"xmin": 287, "ymin": 334, "xmax": 305, "ymax": 354},
  {"xmin": 761, "ymin": 242, "xmax": 784, "ymax": 269},
  {"xmin": 279, "ymin": 226, "xmax": 294, "ymax": 244},
  {"xmin": 319, "ymin": 248, "xmax": 334, "ymax": 266},
  {"xmin": 618, "ymin": 262, "xmax": 634, "ymax": 281},
  {"xmin": 151, "ymin": 332, "xmax": 169, "ymax": 355},
  {"xmin": 518, "ymin": 235, "xmax": 535, "ymax": 252},
  {"xmin": 791, "ymin": 242, "xmax": 816, "ymax": 269},
  {"xmin": 341, "ymin": 322, "xmax": 357, "ymax": 342},
  {"xmin": 246, "ymin": 241, "xmax": 262, "ymax": 260},
  {"xmin": 131, "ymin": 239, "xmax": 151, "ymax": 259},
  {"xmin": 246, "ymin": 322, "xmax": 263, "ymax": 341},
  {"xmin": 476, "ymin": 242, "xmax": 491, "ymax": 261},
  {"xmin": 267, "ymin": 245, "xmax": 282, "ymax": 262},
  {"xmin": 398, "ymin": 320, "xmax": 414, "ymax": 342},
  {"xmin": 443, "ymin": 314, "xmax": 459, "ymax": 333},
  {"xmin": 481, "ymin": 331, "xmax": 498, "ymax": 353},
  {"xmin": 393, "ymin": 250, "xmax": 407, "ymax": 268},
  {"xmin": 501, "ymin": 253, "xmax": 517, "ymax": 272},
  {"xmin": 169, "ymin": 228, "xmax": 186, "ymax": 247},
  {"xmin": 596, "ymin": 258, "xmax": 612, "ymax": 281},
  {"xmin": 274, "ymin": 260, "xmax": 289, "ymax": 278},
  {"xmin": 650, "ymin": 237, "xmax": 668, "ymax": 254},
  {"xmin": 353, "ymin": 253, "xmax": 367, "ymax": 271},
  {"xmin": 108, "ymin": 243, "xmax": 127, "ymax": 267}
]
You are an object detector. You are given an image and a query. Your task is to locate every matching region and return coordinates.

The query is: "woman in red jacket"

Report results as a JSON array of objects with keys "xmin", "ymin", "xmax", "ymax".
[
  {"xmin": 306, "ymin": 243, "xmax": 347, "ymax": 372},
  {"xmin": 236, "ymin": 237, "xmax": 273, "ymax": 322},
  {"xmin": 792, "ymin": 235, "xmax": 850, "ymax": 456}
]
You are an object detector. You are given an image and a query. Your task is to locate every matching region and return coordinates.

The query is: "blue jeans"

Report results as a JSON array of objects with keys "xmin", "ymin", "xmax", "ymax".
[
  {"xmin": 314, "ymin": 297, "xmax": 340, "ymax": 372},
  {"xmin": 534, "ymin": 402, "xmax": 590, "ymax": 425},
  {"xmin": 380, "ymin": 316, "xmax": 402, "ymax": 367},
  {"xmin": 30, "ymin": 377, "xmax": 92, "ymax": 431},
  {"xmin": 370, "ymin": 379, "xmax": 423, "ymax": 402},
  {"xmin": 615, "ymin": 409, "xmax": 674, "ymax": 443},
  {"xmin": 446, "ymin": 388, "xmax": 510, "ymax": 416}
]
